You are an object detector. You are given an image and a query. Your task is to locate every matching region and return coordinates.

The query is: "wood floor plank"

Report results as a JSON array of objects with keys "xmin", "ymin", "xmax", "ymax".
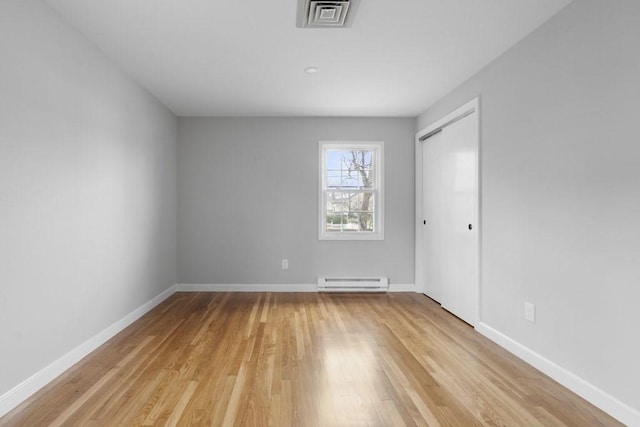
[{"xmin": 0, "ymin": 292, "xmax": 622, "ymax": 426}]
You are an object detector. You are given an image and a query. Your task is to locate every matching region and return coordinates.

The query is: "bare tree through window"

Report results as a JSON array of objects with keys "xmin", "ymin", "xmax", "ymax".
[{"xmin": 345, "ymin": 150, "xmax": 374, "ymax": 231}]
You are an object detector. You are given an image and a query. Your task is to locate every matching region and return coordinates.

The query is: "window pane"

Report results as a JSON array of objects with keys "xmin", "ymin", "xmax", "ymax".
[
  {"xmin": 351, "ymin": 212, "xmax": 374, "ymax": 232},
  {"xmin": 325, "ymin": 149, "xmax": 376, "ymax": 189},
  {"xmin": 325, "ymin": 191, "xmax": 375, "ymax": 232},
  {"xmin": 347, "ymin": 192, "xmax": 374, "ymax": 213},
  {"xmin": 326, "ymin": 170, "xmax": 342, "ymax": 188},
  {"xmin": 325, "ymin": 213, "xmax": 348, "ymax": 232}
]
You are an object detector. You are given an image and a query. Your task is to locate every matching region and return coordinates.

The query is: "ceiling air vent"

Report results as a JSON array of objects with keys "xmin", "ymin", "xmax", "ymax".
[{"xmin": 297, "ymin": 0, "xmax": 357, "ymax": 28}]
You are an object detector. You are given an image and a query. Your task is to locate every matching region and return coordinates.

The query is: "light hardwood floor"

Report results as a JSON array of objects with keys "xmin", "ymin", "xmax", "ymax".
[{"xmin": 0, "ymin": 292, "xmax": 621, "ymax": 426}]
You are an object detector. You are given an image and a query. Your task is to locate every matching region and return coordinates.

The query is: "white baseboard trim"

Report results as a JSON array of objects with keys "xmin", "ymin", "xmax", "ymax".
[
  {"xmin": 176, "ymin": 283, "xmax": 317, "ymax": 292},
  {"xmin": 476, "ymin": 322, "xmax": 640, "ymax": 426},
  {"xmin": 176, "ymin": 283, "xmax": 417, "ymax": 293},
  {"xmin": 0, "ymin": 284, "xmax": 177, "ymax": 418}
]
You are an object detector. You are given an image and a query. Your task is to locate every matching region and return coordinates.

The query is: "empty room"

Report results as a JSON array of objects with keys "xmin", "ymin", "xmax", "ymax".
[{"xmin": 1, "ymin": 0, "xmax": 638, "ymax": 425}]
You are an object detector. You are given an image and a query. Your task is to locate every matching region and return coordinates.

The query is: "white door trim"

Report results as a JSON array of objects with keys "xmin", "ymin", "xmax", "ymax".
[{"xmin": 415, "ymin": 97, "xmax": 481, "ymax": 325}]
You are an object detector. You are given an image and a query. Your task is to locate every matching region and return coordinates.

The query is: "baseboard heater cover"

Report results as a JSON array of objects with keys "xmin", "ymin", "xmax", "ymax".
[{"xmin": 317, "ymin": 277, "xmax": 388, "ymax": 292}]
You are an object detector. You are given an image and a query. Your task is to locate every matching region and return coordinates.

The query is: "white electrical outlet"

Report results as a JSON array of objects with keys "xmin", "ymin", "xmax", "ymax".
[
  {"xmin": 524, "ymin": 302, "xmax": 535, "ymax": 323},
  {"xmin": 282, "ymin": 259, "xmax": 288, "ymax": 270}
]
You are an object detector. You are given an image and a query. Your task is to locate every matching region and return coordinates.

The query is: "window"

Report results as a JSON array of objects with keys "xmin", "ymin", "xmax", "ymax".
[{"xmin": 319, "ymin": 141, "xmax": 384, "ymax": 240}]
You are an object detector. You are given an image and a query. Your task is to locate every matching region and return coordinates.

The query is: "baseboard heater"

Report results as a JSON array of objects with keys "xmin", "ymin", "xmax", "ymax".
[{"xmin": 317, "ymin": 277, "xmax": 388, "ymax": 292}]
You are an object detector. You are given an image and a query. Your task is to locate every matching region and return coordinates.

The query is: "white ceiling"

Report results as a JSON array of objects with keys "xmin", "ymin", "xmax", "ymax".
[{"xmin": 45, "ymin": 0, "xmax": 572, "ymax": 117}]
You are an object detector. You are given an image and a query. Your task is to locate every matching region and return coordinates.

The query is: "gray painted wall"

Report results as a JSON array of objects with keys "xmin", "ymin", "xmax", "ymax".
[
  {"xmin": 0, "ymin": 0, "xmax": 177, "ymax": 397},
  {"xmin": 178, "ymin": 117, "xmax": 414, "ymax": 285},
  {"xmin": 417, "ymin": 0, "xmax": 640, "ymax": 412}
]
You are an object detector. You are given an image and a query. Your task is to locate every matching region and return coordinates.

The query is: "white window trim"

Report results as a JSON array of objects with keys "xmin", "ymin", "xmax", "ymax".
[{"xmin": 318, "ymin": 141, "xmax": 384, "ymax": 240}]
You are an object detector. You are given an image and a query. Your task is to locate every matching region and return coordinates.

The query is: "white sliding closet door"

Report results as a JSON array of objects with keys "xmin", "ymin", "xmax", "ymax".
[
  {"xmin": 421, "ymin": 110, "xmax": 478, "ymax": 325},
  {"xmin": 422, "ymin": 130, "xmax": 445, "ymax": 304}
]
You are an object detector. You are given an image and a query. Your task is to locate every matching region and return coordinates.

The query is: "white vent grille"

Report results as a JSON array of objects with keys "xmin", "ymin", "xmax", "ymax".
[
  {"xmin": 317, "ymin": 277, "xmax": 388, "ymax": 292},
  {"xmin": 297, "ymin": 0, "xmax": 354, "ymax": 28}
]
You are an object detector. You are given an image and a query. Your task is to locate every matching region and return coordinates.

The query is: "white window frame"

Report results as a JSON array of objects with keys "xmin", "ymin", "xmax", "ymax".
[{"xmin": 318, "ymin": 141, "xmax": 384, "ymax": 240}]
